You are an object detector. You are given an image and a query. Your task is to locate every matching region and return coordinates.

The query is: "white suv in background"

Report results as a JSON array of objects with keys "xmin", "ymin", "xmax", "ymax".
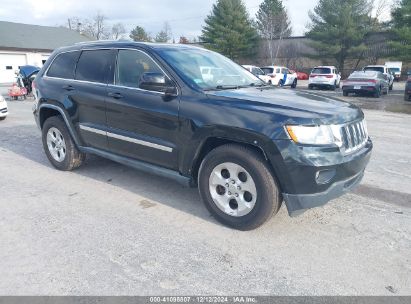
[
  {"xmin": 309, "ymin": 66, "xmax": 341, "ymax": 90},
  {"xmin": 242, "ymin": 65, "xmax": 272, "ymax": 84},
  {"xmin": 0, "ymin": 95, "xmax": 8, "ymax": 121},
  {"xmin": 261, "ymin": 66, "xmax": 298, "ymax": 88},
  {"xmin": 363, "ymin": 65, "xmax": 394, "ymax": 91}
]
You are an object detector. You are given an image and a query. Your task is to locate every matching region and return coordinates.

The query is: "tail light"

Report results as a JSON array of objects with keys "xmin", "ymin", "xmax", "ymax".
[
  {"xmin": 326, "ymin": 75, "xmax": 333, "ymax": 78},
  {"xmin": 310, "ymin": 74, "xmax": 317, "ymax": 78},
  {"xmin": 269, "ymin": 74, "xmax": 276, "ymax": 78},
  {"xmin": 32, "ymin": 81, "xmax": 36, "ymax": 90}
]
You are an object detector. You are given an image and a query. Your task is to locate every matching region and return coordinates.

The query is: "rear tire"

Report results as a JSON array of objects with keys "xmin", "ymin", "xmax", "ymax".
[
  {"xmin": 198, "ymin": 144, "xmax": 281, "ymax": 231},
  {"xmin": 374, "ymin": 87, "xmax": 382, "ymax": 98},
  {"xmin": 42, "ymin": 116, "xmax": 86, "ymax": 171},
  {"xmin": 389, "ymin": 83, "xmax": 393, "ymax": 91},
  {"xmin": 291, "ymin": 79, "xmax": 297, "ymax": 89}
]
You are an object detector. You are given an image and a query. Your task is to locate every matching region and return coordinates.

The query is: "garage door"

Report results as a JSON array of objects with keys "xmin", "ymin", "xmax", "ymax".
[{"xmin": 0, "ymin": 53, "xmax": 27, "ymax": 83}]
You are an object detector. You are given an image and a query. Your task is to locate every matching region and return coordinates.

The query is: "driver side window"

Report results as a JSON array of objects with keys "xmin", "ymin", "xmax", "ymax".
[{"xmin": 116, "ymin": 50, "xmax": 164, "ymax": 89}]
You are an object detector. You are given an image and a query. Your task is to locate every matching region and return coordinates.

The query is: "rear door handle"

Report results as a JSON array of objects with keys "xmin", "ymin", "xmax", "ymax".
[
  {"xmin": 62, "ymin": 85, "xmax": 75, "ymax": 91},
  {"xmin": 108, "ymin": 92, "xmax": 124, "ymax": 99}
]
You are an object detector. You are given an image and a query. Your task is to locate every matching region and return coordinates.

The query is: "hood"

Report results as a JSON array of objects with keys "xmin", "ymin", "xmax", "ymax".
[
  {"xmin": 19, "ymin": 65, "xmax": 40, "ymax": 78},
  {"xmin": 207, "ymin": 87, "xmax": 363, "ymax": 125}
]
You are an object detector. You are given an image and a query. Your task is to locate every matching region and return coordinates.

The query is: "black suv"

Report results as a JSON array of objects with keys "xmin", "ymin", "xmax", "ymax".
[{"xmin": 33, "ymin": 42, "xmax": 372, "ymax": 230}]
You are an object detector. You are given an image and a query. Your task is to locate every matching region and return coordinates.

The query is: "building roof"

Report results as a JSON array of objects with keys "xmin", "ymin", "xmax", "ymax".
[{"xmin": 0, "ymin": 21, "xmax": 92, "ymax": 52}]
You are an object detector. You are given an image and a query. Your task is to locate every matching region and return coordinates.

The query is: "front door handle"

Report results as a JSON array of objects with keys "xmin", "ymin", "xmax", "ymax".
[
  {"xmin": 108, "ymin": 92, "xmax": 124, "ymax": 99},
  {"xmin": 62, "ymin": 85, "xmax": 75, "ymax": 91}
]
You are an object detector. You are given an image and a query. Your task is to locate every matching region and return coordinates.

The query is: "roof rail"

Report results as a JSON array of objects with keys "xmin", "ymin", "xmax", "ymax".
[{"xmin": 74, "ymin": 39, "xmax": 133, "ymax": 45}]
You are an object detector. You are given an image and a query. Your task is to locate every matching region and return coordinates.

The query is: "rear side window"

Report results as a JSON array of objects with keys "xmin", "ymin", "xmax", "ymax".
[
  {"xmin": 47, "ymin": 51, "xmax": 80, "ymax": 79},
  {"xmin": 75, "ymin": 50, "xmax": 111, "ymax": 83}
]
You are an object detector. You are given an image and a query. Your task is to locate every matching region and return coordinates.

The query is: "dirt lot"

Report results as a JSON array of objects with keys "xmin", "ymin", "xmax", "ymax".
[{"xmin": 0, "ymin": 94, "xmax": 410, "ymax": 296}]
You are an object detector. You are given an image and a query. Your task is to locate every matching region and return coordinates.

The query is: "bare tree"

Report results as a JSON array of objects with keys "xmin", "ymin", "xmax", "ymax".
[
  {"xmin": 111, "ymin": 23, "xmax": 126, "ymax": 40},
  {"xmin": 256, "ymin": 0, "xmax": 292, "ymax": 65}
]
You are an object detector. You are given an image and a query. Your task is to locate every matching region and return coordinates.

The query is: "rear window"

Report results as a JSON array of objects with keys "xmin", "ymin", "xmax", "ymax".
[
  {"xmin": 364, "ymin": 67, "xmax": 384, "ymax": 74},
  {"xmin": 47, "ymin": 51, "xmax": 80, "ymax": 79},
  {"xmin": 261, "ymin": 68, "xmax": 273, "ymax": 74},
  {"xmin": 75, "ymin": 50, "xmax": 111, "ymax": 83},
  {"xmin": 311, "ymin": 68, "xmax": 331, "ymax": 74}
]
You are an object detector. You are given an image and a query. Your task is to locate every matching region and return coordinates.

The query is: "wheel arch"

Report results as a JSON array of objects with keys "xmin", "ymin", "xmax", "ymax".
[
  {"xmin": 188, "ymin": 135, "xmax": 282, "ymax": 191},
  {"xmin": 38, "ymin": 104, "xmax": 82, "ymax": 147}
]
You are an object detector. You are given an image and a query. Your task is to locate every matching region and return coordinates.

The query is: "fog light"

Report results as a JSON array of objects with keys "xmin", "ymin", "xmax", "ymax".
[{"xmin": 316, "ymin": 169, "xmax": 336, "ymax": 185}]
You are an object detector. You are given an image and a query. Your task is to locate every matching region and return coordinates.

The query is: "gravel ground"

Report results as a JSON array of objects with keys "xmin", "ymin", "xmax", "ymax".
[{"xmin": 0, "ymin": 99, "xmax": 410, "ymax": 296}]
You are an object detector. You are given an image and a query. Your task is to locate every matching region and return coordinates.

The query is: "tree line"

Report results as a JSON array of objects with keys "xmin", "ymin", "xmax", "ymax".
[{"xmin": 66, "ymin": 0, "xmax": 411, "ymax": 71}]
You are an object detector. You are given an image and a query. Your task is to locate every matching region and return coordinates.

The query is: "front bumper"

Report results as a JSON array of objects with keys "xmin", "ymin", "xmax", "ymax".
[
  {"xmin": 283, "ymin": 170, "xmax": 365, "ymax": 216},
  {"xmin": 267, "ymin": 139, "xmax": 373, "ymax": 216}
]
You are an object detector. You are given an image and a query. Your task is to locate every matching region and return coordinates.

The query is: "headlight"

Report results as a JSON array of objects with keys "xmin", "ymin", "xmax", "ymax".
[{"xmin": 286, "ymin": 125, "xmax": 343, "ymax": 146}]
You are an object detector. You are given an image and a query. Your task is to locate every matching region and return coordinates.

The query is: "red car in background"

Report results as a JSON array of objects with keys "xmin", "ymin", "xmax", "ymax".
[{"xmin": 296, "ymin": 71, "xmax": 309, "ymax": 80}]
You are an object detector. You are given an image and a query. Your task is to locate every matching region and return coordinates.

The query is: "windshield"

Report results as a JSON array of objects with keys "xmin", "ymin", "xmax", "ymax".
[
  {"xmin": 158, "ymin": 48, "xmax": 264, "ymax": 90},
  {"xmin": 364, "ymin": 67, "xmax": 384, "ymax": 73},
  {"xmin": 311, "ymin": 68, "xmax": 331, "ymax": 74}
]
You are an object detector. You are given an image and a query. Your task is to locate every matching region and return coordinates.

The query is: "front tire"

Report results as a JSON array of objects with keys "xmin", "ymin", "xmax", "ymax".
[
  {"xmin": 389, "ymin": 83, "xmax": 393, "ymax": 91},
  {"xmin": 42, "ymin": 116, "xmax": 86, "ymax": 171},
  {"xmin": 198, "ymin": 144, "xmax": 281, "ymax": 230}
]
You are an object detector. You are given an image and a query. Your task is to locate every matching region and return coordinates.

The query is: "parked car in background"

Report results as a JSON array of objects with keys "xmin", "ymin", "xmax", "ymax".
[
  {"xmin": 0, "ymin": 95, "xmax": 8, "ymax": 120},
  {"xmin": 363, "ymin": 65, "xmax": 394, "ymax": 91},
  {"xmin": 385, "ymin": 61, "xmax": 402, "ymax": 82},
  {"xmin": 260, "ymin": 66, "xmax": 298, "ymax": 88},
  {"xmin": 308, "ymin": 66, "xmax": 341, "ymax": 90},
  {"xmin": 242, "ymin": 65, "xmax": 271, "ymax": 84},
  {"xmin": 405, "ymin": 78, "xmax": 411, "ymax": 101},
  {"xmin": 342, "ymin": 71, "xmax": 389, "ymax": 98},
  {"xmin": 200, "ymin": 66, "xmax": 224, "ymax": 83},
  {"xmin": 296, "ymin": 71, "xmax": 309, "ymax": 80},
  {"xmin": 32, "ymin": 41, "xmax": 372, "ymax": 230}
]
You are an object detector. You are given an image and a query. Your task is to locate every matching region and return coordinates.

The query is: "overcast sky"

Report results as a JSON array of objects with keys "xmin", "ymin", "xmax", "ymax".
[{"xmin": 0, "ymin": 0, "xmax": 393, "ymax": 39}]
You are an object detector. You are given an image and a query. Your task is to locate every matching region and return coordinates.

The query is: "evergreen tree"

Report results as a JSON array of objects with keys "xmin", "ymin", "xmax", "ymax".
[
  {"xmin": 306, "ymin": 0, "xmax": 373, "ymax": 72},
  {"xmin": 155, "ymin": 22, "xmax": 172, "ymax": 43},
  {"xmin": 390, "ymin": 0, "xmax": 411, "ymax": 61},
  {"xmin": 129, "ymin": 26, "xmax": 151, "ymax": 42},
  {"xmin": 201, "ymin": 0, "xmax": 258, "ymax": 60},
  {"xmin": 256, "ymin": 0, "xmax": 292, "ymax": 64}
]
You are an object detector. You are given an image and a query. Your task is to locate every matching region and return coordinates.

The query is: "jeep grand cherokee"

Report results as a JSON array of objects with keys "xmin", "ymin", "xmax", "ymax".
[{"xmin": 33, "ymin": 42, "xmax": 372, "ymax": 230}]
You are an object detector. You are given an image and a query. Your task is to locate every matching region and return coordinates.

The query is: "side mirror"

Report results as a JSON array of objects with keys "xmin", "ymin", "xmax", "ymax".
[
  {"xmin": 139, "ymin": 72, "xmax": 167, "ymax": 92},
  {"xmin": 139, "ymin": 72, "xmax": 178, "ymax": 100}
]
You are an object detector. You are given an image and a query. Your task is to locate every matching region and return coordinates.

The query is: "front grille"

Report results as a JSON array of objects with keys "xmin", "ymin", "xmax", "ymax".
[
  {"xmin": 340, "ymin": 120, "xmax": 368, "ymax": 154},
  {"xmin": 0, "ymin": 107, "xmax": 7, "ymax": 113}
]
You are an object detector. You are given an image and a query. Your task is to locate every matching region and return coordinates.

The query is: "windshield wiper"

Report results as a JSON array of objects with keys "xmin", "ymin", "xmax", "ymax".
[{"xmin": 204, "ymin": 83, "xmax": 268, "ymax": 91}]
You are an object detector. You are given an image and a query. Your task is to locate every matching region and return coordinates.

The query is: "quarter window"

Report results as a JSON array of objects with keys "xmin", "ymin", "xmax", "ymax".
[
  {"xmin": 75, "ymin": 50, "xmax": 111, "ymax": 83},
  {"xmin": 47, "ymin": 51, "xmax": 80, "ymax": 79},
  {"xmin": 116, "ymin": 50, "xmax": 164, "ymax": 89}
]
